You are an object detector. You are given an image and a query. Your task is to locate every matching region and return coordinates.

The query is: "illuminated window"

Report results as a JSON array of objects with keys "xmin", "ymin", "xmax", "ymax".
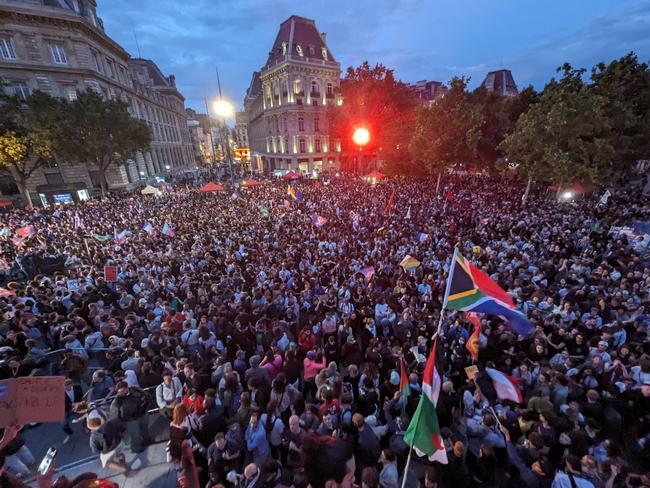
[
  {"xmin": 0, "ymin": 38, "xmax": 17, "ymax": 60},
  {"xmin": 293, "ymin": 79, "xmax": 302, "ymax": 94}
]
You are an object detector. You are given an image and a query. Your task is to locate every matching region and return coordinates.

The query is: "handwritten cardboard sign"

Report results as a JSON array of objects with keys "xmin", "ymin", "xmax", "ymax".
[
  {"xmin": 104, "ymin": 265, "xmax": 117, "ymax": 282},
  {"xmin": 464, "ymin": 365, "xmax": 479, "ymax": 380},
  {"xmin": 0, "ymin": 376, "xmax": 65, "ymax": 427}
]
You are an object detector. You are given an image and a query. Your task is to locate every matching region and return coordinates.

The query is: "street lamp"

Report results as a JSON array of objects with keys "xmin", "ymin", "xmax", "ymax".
[
  {"xmin": 352, "ymin": 127, "xmax": 370, "ymax": 173},
  {"xmin": 211, "ymin": 99, "xmax": 235, "ymax": 184},
  {"xmin": 352, "ymin": 127, "xmax": 370, "ymax": 146}
]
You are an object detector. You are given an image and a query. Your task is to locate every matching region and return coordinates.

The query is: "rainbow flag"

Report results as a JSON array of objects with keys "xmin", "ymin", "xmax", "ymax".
[
  {"xmin": 400, "ymin": 255, "xmax": 420, "ymax": 270},
  {"xmin": 162, "ymin": 223, "xmax": 175, "ymax": 237}
]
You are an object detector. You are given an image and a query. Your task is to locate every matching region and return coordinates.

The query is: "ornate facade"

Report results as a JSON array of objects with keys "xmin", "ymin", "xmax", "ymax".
[
  {"xmin": 244, "ymin": 15, "xmax": 341, "ymax": 176},
  {"xmin": 0, "ymin": 0, "xmax": 194, "ymax": 205}
]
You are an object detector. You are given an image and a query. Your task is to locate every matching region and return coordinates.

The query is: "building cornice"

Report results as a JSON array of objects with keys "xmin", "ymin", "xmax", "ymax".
[{"xmin": 0, "ymin": 5, "xmax": 131, "ymax": 60}]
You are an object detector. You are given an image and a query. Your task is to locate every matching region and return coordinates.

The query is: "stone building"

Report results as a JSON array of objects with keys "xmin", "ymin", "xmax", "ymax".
[
  {"xmin": 234, "ymin": 111, "xmax": 248, "ymax": 149},
  {"xmin": 0, "ymin": 0, "xmax": 194, "ymax": 205},
  {"xmin": 244, "ymin": 15, "xmax": 342, "ymax": 176},
  {"xmin": 408, "ymin": 79, "xmax": 447, "ymax": 105},
  {"xmin": 481, "ymin": 69, "xmax": 518, "ymax": 96}
]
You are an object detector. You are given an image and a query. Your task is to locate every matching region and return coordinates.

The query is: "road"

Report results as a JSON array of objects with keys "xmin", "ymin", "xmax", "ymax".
[{"xmin": 22, "ymin": 411, "xmax": 178, "ymax": 487}]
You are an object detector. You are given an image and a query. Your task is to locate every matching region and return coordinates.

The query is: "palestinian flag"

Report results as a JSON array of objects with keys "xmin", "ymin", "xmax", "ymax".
[
  {"xmin": 465, "ymin": 312, "xmax": 481, "ymax": 361},
  {"xmin": 404, "ymin": 337, "xmax": 448, "ymax": 464},
  {"xmin": 443, "ymin": 248, "xmax": 534, "ymax": 337},
  {"xmin": 399, "ymin": 359, "xmax": 410, "ymax": 406}
]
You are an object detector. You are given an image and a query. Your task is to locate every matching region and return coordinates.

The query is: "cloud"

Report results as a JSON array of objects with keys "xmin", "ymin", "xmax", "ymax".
[{"xmin": 98, "ymin": 0, "xmax": 650, "ymax": 110}]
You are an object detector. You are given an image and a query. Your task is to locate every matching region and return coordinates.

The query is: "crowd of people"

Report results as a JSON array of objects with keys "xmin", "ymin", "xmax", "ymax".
[{"xmin": 0, "ymin": 173, "xmax": 649, "ymax": 488}]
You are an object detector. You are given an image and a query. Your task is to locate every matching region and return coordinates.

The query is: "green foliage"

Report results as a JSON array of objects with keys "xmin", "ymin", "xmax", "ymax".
[
  {"xmin": 409, "ymin": 77, "xmax": 483, "ymax": 174},
  {"xmin": 56, "ymin": 89, "xmax": 151, "ymax": 193},
  {"xmin": 0, "ymin": 90, "xmax": 65, "ymax": 206},
  {"xmin": 499, "ymin": 65, "xmax": 615, "ymax": 185},
  {"xmin": 328, "ymin": 62, "xmax": 417, "ymax": 172}
]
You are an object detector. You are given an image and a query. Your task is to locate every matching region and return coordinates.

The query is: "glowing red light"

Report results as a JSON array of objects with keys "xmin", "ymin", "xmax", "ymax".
[{"xmin": 352, "ymin": 127, "xmax": 370, "ymax": 146}]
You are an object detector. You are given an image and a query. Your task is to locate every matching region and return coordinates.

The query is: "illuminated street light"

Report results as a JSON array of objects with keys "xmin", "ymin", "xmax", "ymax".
[
  {"xmin": 213, "ymin": 99, "xmax": 234, "ymax": 118},
  {"xmin": 561, "ymin": 191, "xmax": 574, "ymax": 200},
  {"xmin": 352, "ymin": 127, "xmax": 370, "ymax": 146}
]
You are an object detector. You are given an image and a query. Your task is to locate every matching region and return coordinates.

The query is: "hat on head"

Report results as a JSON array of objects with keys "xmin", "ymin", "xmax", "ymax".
[{"xmin": 390, "ymin": 371, "xmax": 400, "ymax": 386}]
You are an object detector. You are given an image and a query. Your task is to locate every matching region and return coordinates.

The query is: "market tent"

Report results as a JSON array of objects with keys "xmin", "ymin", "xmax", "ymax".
[
  {"xmin": 365, "ymin": 170, "xmax": 386, "ymax": 180},
  {"xmin": 241, "ymin": 179, "xmax": 264, "ymax": 188},
  {"xmin": 199, "ymin": 182, "xmax": 225, "ymax": 192},
  {"xmin": 283, "ymin": 171, "xmax": 301, "ymax": 181},
  {"xmin": 141, "ymin": 185, "xmax": 161, "ymax": 195}
]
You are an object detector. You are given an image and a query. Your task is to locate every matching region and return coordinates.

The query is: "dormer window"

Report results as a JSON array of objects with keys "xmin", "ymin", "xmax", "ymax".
[
  {"xmin": 308, "ymin": 45, "xmax": 315, "ymax": 56},
  {"xmin": 296, "ymin": 44, "xmax": 303, "ymax": 57},
  {"xmin": 281, "ymin": 42, "xmax": 287, "ymax": 54},
  {"xmin": 321, "ymin": 47, "xmax": 328, "ymax": 60}
]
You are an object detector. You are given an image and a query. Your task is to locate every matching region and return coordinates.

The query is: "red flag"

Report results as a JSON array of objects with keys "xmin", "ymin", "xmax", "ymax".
[
  {"xmin": 465, "ymin": 312, "xmax": 481, "ymax": 361},
  {"xmin": 385, "ymin": 191, "xmax": 394, "ymax": 212}
]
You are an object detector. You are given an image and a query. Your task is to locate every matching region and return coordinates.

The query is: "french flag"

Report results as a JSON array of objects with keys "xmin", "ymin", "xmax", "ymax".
[{"xmin": 486, "ymin": 368, "xmax": 522, "ymax": 403}]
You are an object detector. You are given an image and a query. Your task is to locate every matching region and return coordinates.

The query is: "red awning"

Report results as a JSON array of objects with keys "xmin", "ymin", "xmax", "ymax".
[
  {"xmin": 282, "ymin": 171, "xmax": 301, "ymax": 181},
  {"xmin": 0, "ymin": 200, "xmax": 13, "ymax": 208},
  {"xmin": 241, "ymin": 179, "xmax": 264, "ymax": 188},
  {"xmin": 199, "ymin": 182, "xmax": 225, "ymax": 192}
]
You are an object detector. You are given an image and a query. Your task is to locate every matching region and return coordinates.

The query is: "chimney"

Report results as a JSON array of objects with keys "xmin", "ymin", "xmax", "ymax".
[{"xmin": 320, "ymin": 32, "xmax": 327, "ymax": 44}]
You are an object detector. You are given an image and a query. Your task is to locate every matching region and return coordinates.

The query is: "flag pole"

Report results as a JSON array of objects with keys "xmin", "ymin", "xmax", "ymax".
[{"xmin": 400, "ymin": 311, "xmax": 445, "ymax": 488}]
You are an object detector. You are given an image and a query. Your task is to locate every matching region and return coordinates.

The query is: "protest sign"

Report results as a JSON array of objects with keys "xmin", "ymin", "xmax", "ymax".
[
  {"xmin": 464, "ymin": 365, "xmax": 479, "ymax": 380},
  {"xmin": 0, "ymin": 376, "xmax": 65, "ymax": 427},
  {"xmin": 104, "ymin": 265, "xmax": 117, "ymax": 282}
]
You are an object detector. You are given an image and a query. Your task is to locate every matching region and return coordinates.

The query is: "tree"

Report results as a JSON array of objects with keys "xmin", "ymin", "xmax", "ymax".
[
  {"xmin": 499, "ymin": 65, "xmax": 615, "ymax": 193},
  {"xmin": 328, "ymin": 62, "xmax": 417, "ymax": 173},
  {"xmin": 57, "ymin": 89, "xmax": 151, "ymax": 195},
  {"xmin": 590, "ymin": 52, "xmax": 650, "ymax": 175},
  {"xmin": 469, "ymin": 85, "xmax": 538, "ymax": 169},
  {"xmin": 0, "ymin": 90, "xmax": 64, "ymax": 207},
  {"xmin": 409, "ymin": 77, "xmax": 483, "ymax": 185}
]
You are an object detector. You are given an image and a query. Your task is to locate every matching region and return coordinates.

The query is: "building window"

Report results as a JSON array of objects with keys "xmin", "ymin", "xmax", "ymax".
[
  {"xmin": 315, "ymin": 138, "xmax": 321, "ymax": 152},
  {"xmin": 106, "ymin": 58, "xmax": 115, "ymax": 78},
  {"xmin": 308, "ymin": 45, "xmax": 315, "ymax": 56},
  {"xmin": 299, "ymin": 139, "xmax": 306, "ymax": 153},
  {"xmin": 311, "ymin": 81, "xmax": 319, "ymax": 96},
  {"xmin": 327, "ymin": 83, "xmax": 334, "ymax": 97},
  {"xmin": 90, "ymin": 49, "xmax": 102, "ymax": 72},
  {"xmin": 322, "ymin": 47, "xmax": 328, "ymax": 60},
  {"xmin": 65, "ymin": 86, "xmax": 78, "ymax": 101},
  {"xmin": 284, "ymin": 137, "xmax": 289, "ymax": 153},
  {"xmin": 0, "ymin": 38, "xmax": 17, "ymax": 60},
  {"xmin": 293, "ymin": 79, "xmax": 302, "ymax": 95},
  {"xmin": 312, "ymin": 98, "xmax": 318, "ymax": 106},
  {"xmin": 314, "ymin": 116, "xmax": 320, "ymax": 132},
  {"xmin": 298, "ymin": 115, "xmax": 304, "ymax": 132},
  {"xmin": 296, "ymin": 44, "xmax": 303, "ymax": 57},
  {"xmin": 44, "ymin": 172, "xmax": 64, "ymax": 185},
  {"xmin": 49, "ymin": 43, "xmax": 67, "ymax": 64},
  {"xmin": 12, "ymin": 82, "xmax": 30, "ymax": 100}
]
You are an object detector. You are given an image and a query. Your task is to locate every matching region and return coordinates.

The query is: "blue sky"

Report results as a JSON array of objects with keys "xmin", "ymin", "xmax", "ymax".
[{"xmin": 99, "ymin": 0, "xmax": 650, "ymax": 113}]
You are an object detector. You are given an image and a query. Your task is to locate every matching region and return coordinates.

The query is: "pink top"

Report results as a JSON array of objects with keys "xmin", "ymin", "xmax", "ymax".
[
  {"xmin": 303, "ymin": 356, "xmax": 326, "ymax": 381},
  {"xmin": 262, "ymin": 354, "xmax": 283, "ymax": 379}
]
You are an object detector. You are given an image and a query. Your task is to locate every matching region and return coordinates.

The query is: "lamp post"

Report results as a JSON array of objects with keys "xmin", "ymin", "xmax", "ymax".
[
  {"xmin": 213, "ymin": 99, "xmax": 235, "ymax": 185},
  {"xmin": 352, "ymin": 127, "xmax": 370, "ymax": 173}
]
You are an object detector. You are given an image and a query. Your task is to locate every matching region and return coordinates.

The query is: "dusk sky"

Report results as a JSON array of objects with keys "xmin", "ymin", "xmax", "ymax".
[{"xmin": 99, "ymin": 0, "xmax": 650, "ymax": 114}]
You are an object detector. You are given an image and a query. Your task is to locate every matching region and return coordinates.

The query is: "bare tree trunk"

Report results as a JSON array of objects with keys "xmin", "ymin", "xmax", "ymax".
[
  {"xmin": 99, "ymin": 167, "xmax": 108, "ymax": 197},
  {"xmin": 17, "ymin": 179, "xmax": 32, "ymax": 208},
  {"xmin": 522, "ymin": 176, "xmax": 532, "ymax": 204},
  {"xmin": 436, "ymin": 172, "xmax": 442, "ymax": 194}
]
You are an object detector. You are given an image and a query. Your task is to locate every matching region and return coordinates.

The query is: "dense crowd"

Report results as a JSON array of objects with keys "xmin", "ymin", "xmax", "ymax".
[{"xmin": 0, "ymin": 173, "xmax": 649, "ymax": 488}]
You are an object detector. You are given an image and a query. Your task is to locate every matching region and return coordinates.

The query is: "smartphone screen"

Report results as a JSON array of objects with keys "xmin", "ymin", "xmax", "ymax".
[{"xmin": 38, "ymin": 448, "xmax": 57, "ymax": 475}]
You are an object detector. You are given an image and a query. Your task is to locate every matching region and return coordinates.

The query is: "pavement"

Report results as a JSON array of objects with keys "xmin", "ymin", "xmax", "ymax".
[{"xmin": 21, "ymin": 411, "xmax": 177, "ymax": 487}]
